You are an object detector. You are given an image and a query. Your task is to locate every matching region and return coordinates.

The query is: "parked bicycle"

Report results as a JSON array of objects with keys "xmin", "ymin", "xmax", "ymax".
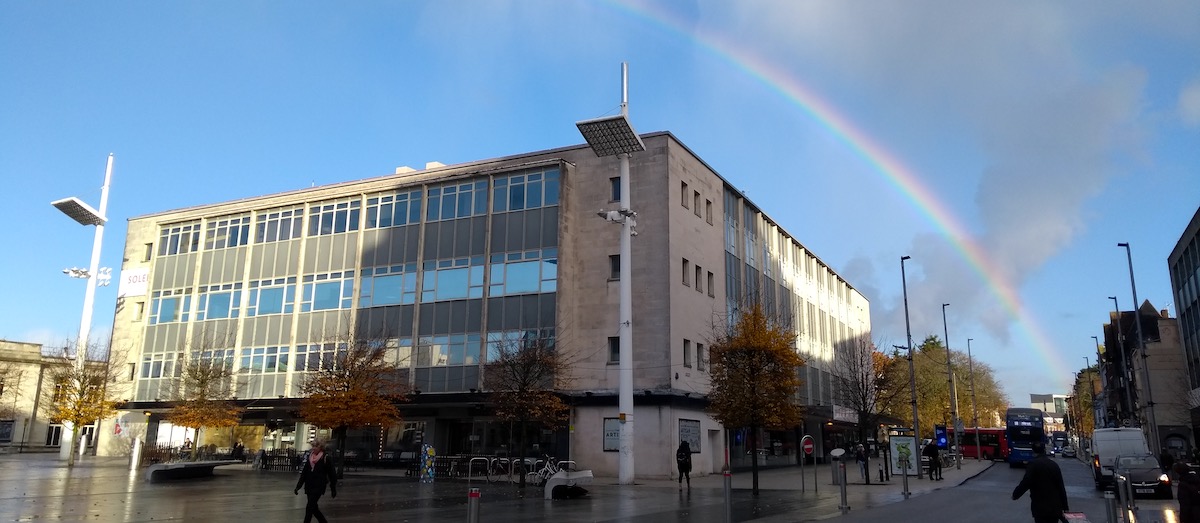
[{"xmin": 486, "ymin": 456, "xmax": 529, "ymax": 484}]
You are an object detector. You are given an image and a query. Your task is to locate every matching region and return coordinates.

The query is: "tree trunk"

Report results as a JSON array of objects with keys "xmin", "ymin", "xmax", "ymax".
[
  {"xmin": 191, "ymin": 427, "xmax": 202, "ymax": 461},
  {"xmin": 750, "ymin": 424, "xmax": 760, "ymax": 496},
  {"xmin": 66, "ymin": 427, "xmax": 80, "ymax": 467},
  {"xmin": 335, "ymin": 426, "xmax": 347, "ymax": 478},
  {"xmin": 518, "ymin": 419, "xmax": 527, "ymax": 489}
]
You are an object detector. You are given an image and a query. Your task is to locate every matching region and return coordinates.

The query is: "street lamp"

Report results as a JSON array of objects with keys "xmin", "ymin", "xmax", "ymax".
[
  {"xmin": 576, "ymin": 63, "xmax": 644, "ymax": 486},
  {"xmin": 1108, "ymin": 295, "xmax": 1135, "ymax": 422},
  {"xmin": 51, "ymin": 153, "xmax": 114, "ymax": 461},
  {"xmin": 900, "ymin": 255, "xmax": 921, "ymax": 483},
  {"xmin": 941, "ymin": 303, "xmax": 960, "ymax": 469},
  {"xmin": 966, "ymin": 338, "xmax": 979, "ymax": 460},
  {"xmin": 1119, "ymin": 242, "xmax": 1158, "ymax": 455},
  {"xmin": 1092, "ymin": 335, "xmax": 1105, "ymax": 427}
]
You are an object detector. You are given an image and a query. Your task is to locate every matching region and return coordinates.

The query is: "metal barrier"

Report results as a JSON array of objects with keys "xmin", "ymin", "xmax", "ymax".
[{"xmin": 467, "ymin": 457, "xmax": 491, "ymax": 485}]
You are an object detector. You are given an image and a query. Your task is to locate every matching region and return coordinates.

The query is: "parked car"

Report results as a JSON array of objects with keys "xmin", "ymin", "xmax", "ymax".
[
  {"xmin": 1114, "ymin": 454, "xmax": 1172, "ymax": 499},
  {"xmin": 1061, "ymin": 445, "xmax": 1076, "ymax": 458}
]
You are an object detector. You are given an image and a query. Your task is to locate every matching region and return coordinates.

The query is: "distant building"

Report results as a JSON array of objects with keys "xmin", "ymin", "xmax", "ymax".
[
  {"xmin": 1125, "ymin": 304, "xmax": 1192, "ymax": 458},
  {"xmin": 1169, "ymin": 206, "xmax": 1200, "ymax": 450},
  {"xmin": 98, "ymin": 133, "xmax": 872, "ymax": 478},
  {"xmin": 1030, "ymin": 393, "xmax": 1067, "ymax": 432},
  {"xmin": 0, "ymin": 340, "xmax": 99, "ymax": 453}
]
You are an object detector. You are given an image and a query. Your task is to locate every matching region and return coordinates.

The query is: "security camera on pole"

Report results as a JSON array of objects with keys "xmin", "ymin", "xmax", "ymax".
[{"xmin": 577, "ymin": 63, "xmax": 645, "ymax": 485}]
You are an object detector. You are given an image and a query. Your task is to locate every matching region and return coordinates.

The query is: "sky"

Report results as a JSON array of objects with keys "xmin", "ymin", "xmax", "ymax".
[{"xmin": 1, "ymin": 1, "xmax": 1198, "ymax": 407}]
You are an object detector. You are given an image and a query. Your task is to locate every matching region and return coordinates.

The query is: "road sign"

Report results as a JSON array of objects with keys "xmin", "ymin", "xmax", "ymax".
[{"xmin": 803, "ymin": 439, "xmax": 814, "ymax": 455}]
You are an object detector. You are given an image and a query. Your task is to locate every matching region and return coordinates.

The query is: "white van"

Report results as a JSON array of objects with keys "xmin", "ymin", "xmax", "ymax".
[{"xmin": 1092, "ymin": 428, "xmax": 1151, "ymax": 489}]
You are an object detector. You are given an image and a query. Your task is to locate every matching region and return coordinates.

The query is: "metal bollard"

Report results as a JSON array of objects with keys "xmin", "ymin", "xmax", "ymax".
[
  {"xmin": 901, "ymin": 457, "xmax": 910, "ymax": 499},
  {"xmin": 723, "ymin": 470, "xmax": 732, "ymax": 523},
  {"xmin": 838, "ymin": 461, "xmax": 850, "ymax": 514},
  {"xmin": 467, "ymin": 487, "xmax": 480, "ymax": 523},
  {"xmin": 878, "ymin": 461, "xmax": 885, "ymax": 483}
]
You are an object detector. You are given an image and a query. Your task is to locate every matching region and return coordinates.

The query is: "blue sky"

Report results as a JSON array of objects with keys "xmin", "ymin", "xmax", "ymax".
[{"xmin": 2, "ymin": 1, "xmax": 1197, "ymax": 406}]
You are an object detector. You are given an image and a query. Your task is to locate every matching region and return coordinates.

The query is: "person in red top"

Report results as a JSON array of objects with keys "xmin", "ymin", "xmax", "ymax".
[{"xmin": 295, "ymin": 440, "xmax": 338, "ymax": 523}]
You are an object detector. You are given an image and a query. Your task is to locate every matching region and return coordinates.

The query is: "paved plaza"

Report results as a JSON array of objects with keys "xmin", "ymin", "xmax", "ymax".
[{"xmin": 0, "ymin": 452, "xmax": 995, "ymax": 522}]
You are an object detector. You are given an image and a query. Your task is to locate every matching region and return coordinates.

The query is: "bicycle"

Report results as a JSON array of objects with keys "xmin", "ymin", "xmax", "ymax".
[
  {"xmin": 530, "ymin": 455, "xmax": 562, "ymax": 486},
  {"xmin": 486, "ymin": 456, "xmax": 530, "ymax": 484}
]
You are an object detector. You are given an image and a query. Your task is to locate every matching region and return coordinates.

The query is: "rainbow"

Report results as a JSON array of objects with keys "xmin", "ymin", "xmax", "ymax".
[{"xmin": 610, "ymin": 0, "xmax": 1070, "ymax": 383}]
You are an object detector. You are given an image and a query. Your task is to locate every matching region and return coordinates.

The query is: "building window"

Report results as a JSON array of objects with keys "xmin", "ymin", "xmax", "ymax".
[
  {"xmin": 247, "ymin": 277, "xmax": 296, "ymax": 316},
  {"xmin": 239, "ymin": 346, "xmax": 289, "ymax": 374},
  {"xmin": 294, "ymin": 343, "xmax": 345, "ymax": 372},
  {"xmin": 683, "ymin": 339, "xmax": 692, "ymax": 368},
  {"xmin": 301, "ymin": 271, "xmax": 355, "ymax": 312},
  {"xmin": 421, "ymin": 257, "xmax": 486, "ymax": 301},
  {"xmin": 426, "ymin": 181, "xmax": 489, "ymax": 222},
  {"xmin": 681, "ymin": 181, "xmax": 689, "ymax": 209},
  {"xmin": 487, "ymin": 249, "xmax": 557, "ymax": 297},
  {"xmin": 308, "ymin": 199, "xmax": 361, "ymax": 236},
  {"xmin": 683, "ymin": 259, "xmax": 691, "ymax": 286},
  {"xmin": 492, "ymin": 168, "xmax": 560, "ymax": 213},
  {"xmin": 706, "ymin": 200, "xmax": 713, "ymax": 225},
  {"xmin": 708, "ymin": 271, "xmax": 715, "ymax": 297},
  {"xmin": 158, "ymin": 222, "xmax": 200, "ymax": 256},
  {"xmin": 695, "ymin": 265, "xmax": 703, "ymax": 292},
  {"xmin": 609, "ymin": 255, "xmax": 620, "ymax": 280},
  {"xmin": 149, "ymin": 289, "xmax": 191, "ymax": 325},
  {"xmin": 366, "ymin": 189, "xmax": 423, "ymax": 228},
  {"xmin": 255, "ymin": 206, "xmax": 305, "ymax": 243},
  {"xmin": 205, "ymin": 214, "xmax": 251, "ymax": 250},
  {"xmin": 196, "ymin": 283, "xmax": 243, "ymax": 320},
  {"xmin": 359, "ymin": 263, "xmax": 418, "ymax": 307},
  {"xmin": 608, "ymin": 337, "xmax": 620, "ymax": 364},
  {"xmin": 139, "ymin": 352, "xmax": 179, "ymax": 379},
  {"xmin": 693, "ymin": 191, "xmax": 701, "ymax": 217},
  {"xmin": 697, "ymin": 343, "xmax": 706, "ymax": 371},
  {"xmin": 610, "ymin": 177, "xmax": 620, "ymax": 202},
  {"xmin": 418, "ymin": 334, "xmax": 483, "ymax": 367},
  {"xmin": 143, "ymin": 243, "xmax": 153, "ymax": 262},
  {"xmin": 134, "ymin": 301, "xmax": 145, "ymax": 321}
]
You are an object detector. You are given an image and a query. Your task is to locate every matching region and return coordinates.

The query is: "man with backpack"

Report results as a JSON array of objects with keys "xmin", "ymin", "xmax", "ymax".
[{"xmin": 676, "ymin": 441, "xmax": 692, "ymax": 490}]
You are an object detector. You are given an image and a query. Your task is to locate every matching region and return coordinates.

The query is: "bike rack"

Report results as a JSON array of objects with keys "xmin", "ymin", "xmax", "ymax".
[
  {"xmin": 558, "ymin": 460, "xmax": 577, "ymax": 471},
  {"xmin": 467, "ymin": 457, "xmax": 490, "ymax": 484}
]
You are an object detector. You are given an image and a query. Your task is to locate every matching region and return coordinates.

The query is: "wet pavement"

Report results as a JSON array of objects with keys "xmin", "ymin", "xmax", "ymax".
[{"xmin": 0, "ymin": 453, "xmax": 993, "ymax": 522}]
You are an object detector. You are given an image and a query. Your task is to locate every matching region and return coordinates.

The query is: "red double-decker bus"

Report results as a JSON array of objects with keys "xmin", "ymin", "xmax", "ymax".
[{"xmin": 948, "ymin": 427, "xmax": 1008, "ymax": 460}]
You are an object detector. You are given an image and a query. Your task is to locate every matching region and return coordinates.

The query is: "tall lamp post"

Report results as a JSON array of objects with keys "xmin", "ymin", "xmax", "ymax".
[
  {"xmin": 966, "ymin": 338, "xmax": 979, "ymax": 460},
  {"xmin": 941, "ymin": 303, "xmax": 961, "ymax": 469},
  {"xmin": 576, "ymin": 63, "xmax": 644, "ymax": 485},
  {"xmin": 1092, "ymin": 335, "xmax": 1105, "ymax": 428},
  {"xmin": 1108, "ymin": 296, "xmax": 1135, "ymax": 423},
  {"xmin": 900, "ymin": 255, "xmax": 921, "ymax": 481},
  {"xmin": 1119, "ymin": 242, "xmax": 1158, "ymax": 455},
  {"xmin": 51, "ymin": 153, "xmax": 115, "ymax": 460}
]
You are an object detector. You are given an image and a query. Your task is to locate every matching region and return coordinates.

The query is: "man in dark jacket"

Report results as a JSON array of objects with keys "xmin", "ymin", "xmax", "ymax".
[
  {"xmin": 676, "ymin": 441, "xmax": 692, "ymax": 489},
  {"xmin": 295, "ymin": 440, "xmax": 338, "ymax": 523},
  {"xmin": 1174, "ymin": 462, "xmax": 1200, "ymax": 523},
  {"xmin": 1012, "ymin": 443, "xmax": 1068, "ymax": 523},
  {"xmin": 923, "ymin": 441, "xmax": 942, "ymax": 480}
]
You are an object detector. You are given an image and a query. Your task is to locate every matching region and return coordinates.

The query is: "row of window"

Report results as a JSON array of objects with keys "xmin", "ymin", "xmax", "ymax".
[
  {"xmin": 603, "ymin": 336, "xmax": 706, "ymax": 371},
  {"xmin": 138, "ymin": 330, "xmax": 555, "ymax": 379},
  {"xmin": 147, "ymin": 253, "xmax": 557, "ymax": 324},
  {"xmin": 156, "ymin": 169, "xmax": 561, "ymax": 256},
  {"xmin": 680, "ymin": 180, "xmax": 714, "ymax": 225},
  {"xmin": 682, "ymin": 258, "xmax": 716, "ymax": 297}
]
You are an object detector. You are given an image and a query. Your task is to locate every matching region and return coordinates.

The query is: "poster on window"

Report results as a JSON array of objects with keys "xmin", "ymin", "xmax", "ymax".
[
  {"xmin": 603, "ymin": 418, "xmax": 621, "ymax": 451},
  {"xmin": 0, "ymin": 420, "xmax": 13, "ymax": 443},
  {"xmin": 678, "ymin": 419, "xmax": 701, "ymax": 453}
]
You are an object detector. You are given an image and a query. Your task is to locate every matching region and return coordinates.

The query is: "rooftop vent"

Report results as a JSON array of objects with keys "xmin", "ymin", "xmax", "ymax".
[
  {"xmin": 395, "ymin": 166, "xmax": 415, "ymax": 174},
  {"xmin": 425, "ymin": 161, "xmax": 445, "ymax": 169}
]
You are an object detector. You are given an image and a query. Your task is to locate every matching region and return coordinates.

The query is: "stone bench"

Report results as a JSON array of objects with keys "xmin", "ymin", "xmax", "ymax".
[
  {"xmin": 145, "ymin": 460, "xmax": 241, "ymax": 482},
  {"xmin": 543, "ymin": 469, "xmax": 594, "ymax": 499}
]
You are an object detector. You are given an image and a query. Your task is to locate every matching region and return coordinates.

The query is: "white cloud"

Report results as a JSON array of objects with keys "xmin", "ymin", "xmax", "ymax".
[{"xmin": 1181, "ymin": 79, "xmax": 1200, "ymax": 126}]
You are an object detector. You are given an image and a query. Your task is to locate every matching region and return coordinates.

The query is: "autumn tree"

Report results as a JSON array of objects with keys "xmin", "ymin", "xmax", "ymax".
[
  {"xmin": 166, "ymin": 331, "xmax": 243, "ymax": 460},
  {"xmin": 707, "ymin": 302, "xmax": 804, "ymax": 496},
  {"xmin": 40, "ymin": 340, "xmax": 126, "ymax": 467},
  {"xmin": 482, "ymin": 330, "xmax": 571, "ymax": 489},
  {"xmin": 0, "ymin": 361, "xmax": 23, "ymax": 420},
  {"xmin": 902, "ymin": 335, "xmax": 1010, "ymax": 440},
  {"xmin": 298, "ymin": 335, "xmax": 407, "ymax": 477},
  {"xmin": 832, "ymin": 338, "xmax": 908, "ymax": 444}
]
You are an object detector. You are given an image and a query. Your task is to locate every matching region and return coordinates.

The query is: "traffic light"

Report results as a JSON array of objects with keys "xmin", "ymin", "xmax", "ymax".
[{"xmin": 935, "ymin": 424, "xmax": 948, "ymax": 449}]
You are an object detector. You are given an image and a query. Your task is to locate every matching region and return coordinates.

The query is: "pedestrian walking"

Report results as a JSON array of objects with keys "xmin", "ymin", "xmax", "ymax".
[
  {"xmin": 1162, "ymin": 449, "xmax": 1177, "ymax": 474},
  {"xmin": 1175, "ymin": 462, "xmax": 1200, "ymax": 523},
  {"xmin": 855, "ymin": 444, "xmax": 869, "ymax": 483},
  {"xmin": 676, "ymin": 441, "xmax": 692, "ymax": 490},
  {"xmin": 923, "ymin": 441, "xmax": 942, "ymax": 480},
  {"xmin": 1011, "ymin": 442, "xmax": 1068, "ymax": 523},
  {"xmin": 295, "ymin": 440, "xmax": 338, "ymax": 523}
]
